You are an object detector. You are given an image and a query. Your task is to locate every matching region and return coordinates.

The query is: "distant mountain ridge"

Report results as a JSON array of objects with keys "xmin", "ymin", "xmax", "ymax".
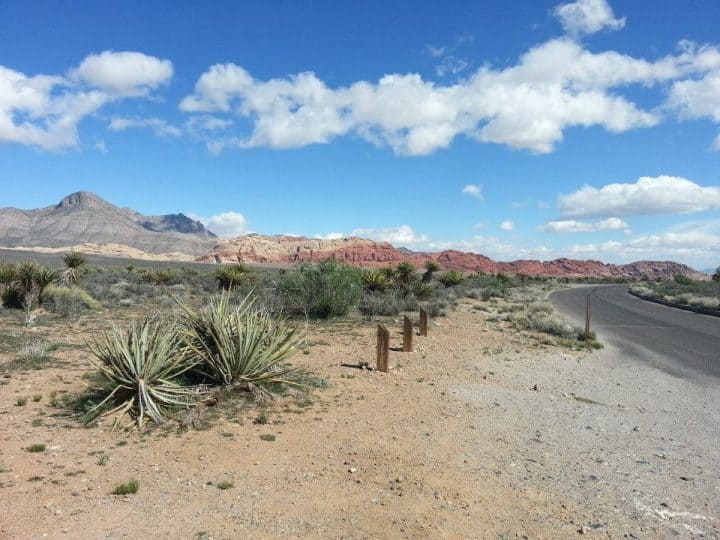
[
  {"xmin": 0, "ymin": 191, "xmax": 708, "ymax": 280},
  {"xmin": 0, "ymin": 191, "xmax": 215, "ymax": 255}
]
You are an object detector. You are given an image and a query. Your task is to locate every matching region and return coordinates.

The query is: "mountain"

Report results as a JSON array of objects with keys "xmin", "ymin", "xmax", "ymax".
[
  {"xmin": 0, "ymin": 191, "xmax": 215, "ymax": 256},
  {"xmin": 0, "ymin": 192, "xmax": 707, "ymax": 280},
  {"xmin": 199, "ymin": 234, "xmax": 708, "ymax": 281}
]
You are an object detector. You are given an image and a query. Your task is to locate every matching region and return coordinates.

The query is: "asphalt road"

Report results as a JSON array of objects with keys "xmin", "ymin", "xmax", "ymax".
[{"xmin": 550, "ymin": 284, "xmax": 720, "ymax": 381}]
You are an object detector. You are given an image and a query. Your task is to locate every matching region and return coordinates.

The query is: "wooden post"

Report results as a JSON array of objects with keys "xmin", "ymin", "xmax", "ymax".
[
  {"xmin": 376, "ymin": 324, "xmax": 389, "ymax": 372},
  {"xmin": 585, "ymin": 295, "xmax": 591, "ymax": 338},
  {"xmin": 403, "ymin": 316, "xmax": 413, "ymax": 352},
  {"xmin": 419, "ymin": 308, "xmax": 428, "ymax": 336}
]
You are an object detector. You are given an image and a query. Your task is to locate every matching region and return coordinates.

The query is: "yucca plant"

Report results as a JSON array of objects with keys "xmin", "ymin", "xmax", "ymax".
[
  {"xmin": 0, "ymin": 262, "xmax": 17, "ymax": 285},
  {"xmin": 15, "ymin": 261, "xmax": 40, "ymax": 297},
  {"xmin": 33, "ymin": 266, "xmax": 60, "ymax": 305},
  {"xmin": 422, "ymin": 261, "xmax": 441, "ymax": 282},
  {"xmin": 215, "ymin": 264, "xmax": 254, "ymax": 291},
  {"xmin": 177, "ymin": 291, "xmax": 299, "ymax": 387},
  {"xmin": 361, "ymin": 269, "xmax": 392, "ymax": 292},
  {"xmin": 394, "ymin": 262, "xmax": 417, "ymax": 286},
  {"xmin": 438, "ymin": 270, "xmax": 465, "ymax": 287},
  {"xmin": 62, "ymin": 251, "xmax": 88, "ymax": 285},
  {"xmin": 411, "ymin": 282, "xmax": 433, "ymax": 300},
  {"xmin": 86, "ymin": 318, "xmax": 198, "ymax": 428}
]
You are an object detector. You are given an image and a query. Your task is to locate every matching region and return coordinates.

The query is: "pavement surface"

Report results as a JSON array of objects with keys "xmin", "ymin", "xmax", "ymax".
[{"xmin": 550, "ymin": 284, "xmax": 720, "ymax": 381}]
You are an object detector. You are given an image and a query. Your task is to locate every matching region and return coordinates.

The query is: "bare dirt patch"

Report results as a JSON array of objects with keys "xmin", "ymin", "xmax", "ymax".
[{"xmin": 1, "ymin": 300, "xmax": 717, "ymax": 538}]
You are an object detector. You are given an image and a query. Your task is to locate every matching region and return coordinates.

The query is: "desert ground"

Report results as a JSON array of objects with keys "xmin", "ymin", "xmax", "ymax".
[{"xmin": 1, "ymin": 289, "xmax": 717, "ymax": 539}]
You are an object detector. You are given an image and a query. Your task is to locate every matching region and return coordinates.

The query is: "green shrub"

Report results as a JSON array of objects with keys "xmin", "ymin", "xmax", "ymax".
[
  {"xmin": 422, "ymin": 261, "xmax": 441, "ymax": 283},
  {"xmin": 178, "ymin": 291, "xmax": 299, "ymax": 386},
  {"xmin": 278, "ymin": 259, "xmax": 362, "ymax": 319},
  {"xmin": 1, "ymin": 284, "xmax": 24, "ymax": 309},
  {"xmin": 437, "ymin": 270, "xmax": 465, "ymax": 287},
  {"xmin": 42, "ymin": 285, "xmax": 101, "ymax": 316},
  {"xmin": 215, "ymin": 264, "xmax": 254, "ymax": 291},
  {"xmin": 360, "ymin": 269, "xmax": 392, "ymax": 292},
  {"xmin": 112, "ymin": 480, "xmax": 139, "ymax": 495},
  {"xmin": 139, "ymin": 268, "xmax": 177, "ymax": 285},
  {"xmin": 410, "ymin": 282, "xmax": 433, "ymax": 300},
  {"xmin": 62, "ymin": 251, "xmax": 88, "ymax": 285}
]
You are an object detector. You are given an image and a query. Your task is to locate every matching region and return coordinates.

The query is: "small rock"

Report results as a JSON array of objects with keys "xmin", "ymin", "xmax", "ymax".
[{"xmin": 349, "ymin": 467, "xmax": 357, "ymax": 474}]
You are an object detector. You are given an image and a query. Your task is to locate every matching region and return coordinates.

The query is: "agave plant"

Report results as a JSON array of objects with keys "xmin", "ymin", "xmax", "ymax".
[
  {"xmin": 361, "ymin": 269, "xmax": 392, "ymax": 292},
  {"xmin": 177, "ymin": 291, "xmax": 298, "ymax": 387},
  {"xmin": 0, "ymin": 262, "xmax": 17, "ymax": 285},
  {"xmin": 62, "ymin": 251, "xmax": 88, "ymax": 285},
  {"xmin": 87, "ymin": 318, "xmax": 198, "ymax": 428},
  {"xmin": 215, "ymin": 264, "xmax": 254, "ymax": 291}
]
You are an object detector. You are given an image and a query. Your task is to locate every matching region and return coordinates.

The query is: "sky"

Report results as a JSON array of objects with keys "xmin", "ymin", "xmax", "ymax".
[{"xmin": 1, "ymin": 0, "xmax": 719, "ymax": 269}]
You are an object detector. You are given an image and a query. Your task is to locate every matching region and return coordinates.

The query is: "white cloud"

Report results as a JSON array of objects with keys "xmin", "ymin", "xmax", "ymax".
[
  {"xmin": 553, "ymin": 0, "xmax": 625, "ymax": 36},
  {"xmin": 70, "ymin": 51, "xmax": 173, "ymax": 96},
  {"xmin": 314, "ymin": 232, "xmax": 344, "ymax": 240},
  {"xmin": 500, "ymin": 220, "xmax": 515, "ymax": 231},
  {"xmin": 558, "ymin": 175, "xmax": 720, "ymax": 218},
  {"xmin": 0, "ymin": 51, "xmax": 172, "ymax": 150},
  {"xmin": 108, "ymin": 116, "xmax": 181, "ymax": 138},
  {"xmin": 462, "ymin": 184, "xmax": 483, "ymax": 199},
  {"xmin": 667, "ymin": 68, "xmax": 720, "ymax": 149},
  {"xmin": 541, "ymin": 217, "xmax": 629, "ymax": 233},
  {"xmin": 181, "ymin": 36, "xmax": 720, "ymax": 155},
  {"xmin": 350, "ymin": 225, "xmax": 428, "ymax": 246},
  {"xmin": 192, "ymin": 211, "xmax": 249, "ymax": 237}
]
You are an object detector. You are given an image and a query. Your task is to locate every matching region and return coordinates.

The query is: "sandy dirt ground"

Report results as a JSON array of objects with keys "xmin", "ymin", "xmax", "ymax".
[{"xmin": 1, "ymin": 298, "xmax": 718, "ymax": 539}]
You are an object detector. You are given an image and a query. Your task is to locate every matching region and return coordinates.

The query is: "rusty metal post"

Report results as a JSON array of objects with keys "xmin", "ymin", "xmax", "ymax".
[
  {"xmin": 376, "ymin": 324, "xmax": 389, "ymax": 372},
  {"xmin": 419, "ymin": 308, "xmax": 428, "ymax": 336},
  {"xmin": 403, "ymin": 316, "xmax": 413, "ymax": 352}
]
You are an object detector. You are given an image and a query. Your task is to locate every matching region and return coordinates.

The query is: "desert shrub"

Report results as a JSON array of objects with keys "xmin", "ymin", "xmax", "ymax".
[
  {"xmin": 359, "ymin": 292, "xmax": 404, "ymax": 316},
  {"xmin": 713, "ymin": 267, "xmax": 720, "ymax": 283},
  {"xmin": 278, "ymin": 259, "xmax": 362, "ymax": 319},
  {"xmin": 1, "ymin": 284, "xmax": 24, "ymax": 309},
  {"xmin": 512, "ymin": 303, "xmax": 578, "ymax": 339},
  {"xmin": 361, "ymin": 269, "xmax": 392, "ymax": 292},
  {"xmin": 437, "ymin": 270, "xmax": 465, "ymax": 288},
  {"xmin": 673, "ymin": 273, "xmax": 693, "ymax": 285},
  {"xmin": 178, "ymin": 291, "xmax": 299, "ymax": 386},
  {"xmin": 86, "ymin": 318, "xmax": 197, "ymax": 428},
  {"xmin": 215, "ymin": 264, "xmax": 255, "ymax": 291},
  {"xmin": 465, "ymin": 288, "xmax": 483, "ymax": 300},
  {"xmin": 139, "ymin": 268, "xmax": 177, "ymax": 285},
  {"xmin": 42, "ymin": 285, "xmax": 101, "ymax": 316},
  {"xmin": 410, "ymin": 282, "xmax": 433, "ymax": 300}
]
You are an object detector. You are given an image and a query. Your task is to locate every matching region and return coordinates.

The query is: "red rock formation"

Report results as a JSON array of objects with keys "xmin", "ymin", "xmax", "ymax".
[{"xmin": 197, "ymin": 234, "xmax": 707, "ymax": 281}]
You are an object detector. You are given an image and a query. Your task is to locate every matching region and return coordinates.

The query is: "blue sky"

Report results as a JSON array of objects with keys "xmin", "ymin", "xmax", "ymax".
[{"xmin": 1, "ymin": 0, "xmax": 719, "ymax": 268}]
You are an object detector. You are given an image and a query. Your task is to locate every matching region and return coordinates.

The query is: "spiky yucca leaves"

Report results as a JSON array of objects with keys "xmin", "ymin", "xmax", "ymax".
[
  {"xmin": 438, "ymin": 270, "xmax": 465, "ymax": 287},
  {"xmin": 33, "ymin": 266, "xmax": 60, "ymax": 305},
  {"xmin": 215, "ymin": 264, "xmax": 255, "ymax": 291},
  {"xmin": 394, "ymin": 262, "xmax": 417, "ymax": 286},
  {"xmin": 0, "ymin": 262, "xmax": 17, "ymax": 285},
  {"xmin": 15, "ymin": 261, "xmax": 40, "ymax": 296},
  {"xmin": 62, "ymin": 251, "xmax": 88, "ymax": 285},
  {"xmin": 422, "ymin": 261, "xmax": 441, "ymax": 282},
  {"xmin": 178, "ymin": 291, "xmax": 299, "ymax": 387},
  {"xmin": 411, "ymin": 282, "xmax": 433, "ymax": 300},
  {"xmin": 87, "ymin": 318, "xmax": 197, "ymax": 428},
  {"xmin": 361, "ymin": 269, "xmax": 392, "ymax": 292}
]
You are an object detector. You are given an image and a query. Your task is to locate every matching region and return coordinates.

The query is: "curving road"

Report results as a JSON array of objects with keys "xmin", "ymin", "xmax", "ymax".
[{"xmin": 550, "ymin": 285, "xmax": 720, "ymax": 381}]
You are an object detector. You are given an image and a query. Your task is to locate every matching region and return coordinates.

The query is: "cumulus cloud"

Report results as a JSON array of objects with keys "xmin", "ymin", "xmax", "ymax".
[
  {"xmin": 0, "ymin": 51, "xmax": 173, "ymax": 150},
  {"xmin": 462, "ymin": 184, "xmax": 483, "ymax": 199},
  {"xmin": 558, "ymin": 176, "xmax": 720, "ymax": 218},
  {"xmin": 350, "ymin": 225, "xmax": 428, "ymax": 246},
  {"xmin": 553, "ymin": 0, "xmax": 625, "ymax": 36},
  {"xmin": 500, "ymin": 220, "xmax": 515, "ymax": 231},
  {"xmin": 193, "ymin": 211, "xmax": 249, "ymax": 237},
  {"xmin": 180, "ymin": 35, "xmax": 720, "ymax": 155},
  {"xmin": 314, "ymin": 232, "xmax": 344, "ymax": 240},
  {"xmin": 541, "ymin": 217, "xmax": 629, "ymax": 233},
  {"xmin": 108, "ymin": 116, "xmax": 181, "ymax": 137},
  {"xmin": 70, "ymin": 51, "xmax": 173, "ymax": 96}
]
